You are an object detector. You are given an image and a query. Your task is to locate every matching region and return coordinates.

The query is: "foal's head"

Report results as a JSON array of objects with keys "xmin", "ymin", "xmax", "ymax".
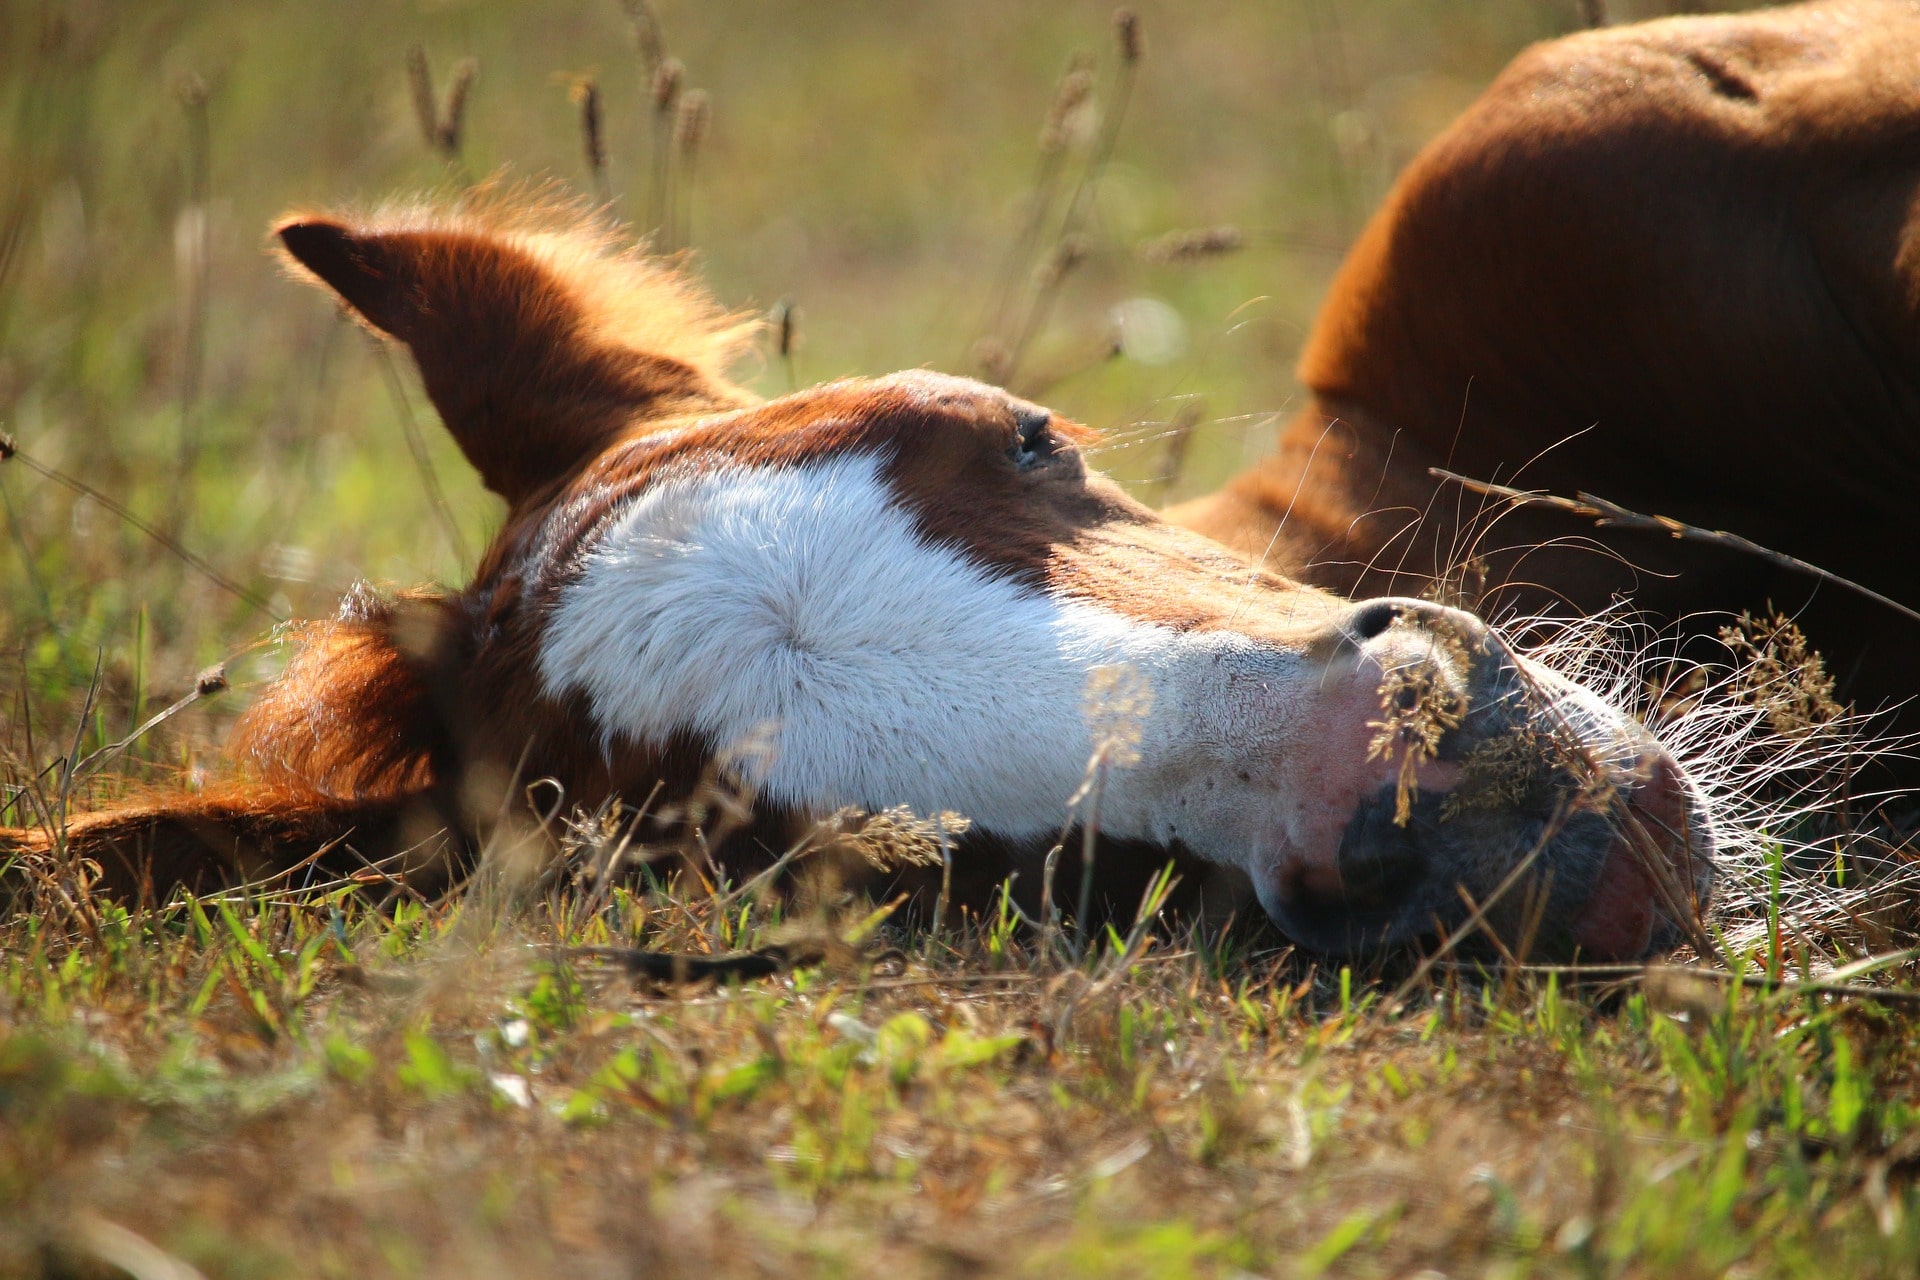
[{"xmin": 273, "ymin": 196, "xmax": 1714, "ymax": 961}]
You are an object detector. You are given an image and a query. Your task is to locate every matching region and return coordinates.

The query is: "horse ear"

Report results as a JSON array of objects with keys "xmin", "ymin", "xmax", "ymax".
[
  {"xmin": 273, "ymin": 208, "xmax": 757, "ymax": 506},
  {"xmin": 276, "ymin": 219, "xmax": 417, "ymax": 340}
]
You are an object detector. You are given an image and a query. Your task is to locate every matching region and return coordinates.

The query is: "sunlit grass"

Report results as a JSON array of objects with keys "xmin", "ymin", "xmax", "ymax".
[
  {"xmin": 5, "ymin": 2, "xmax": 1918, "ymax": 1276},
  {"xmin": 3, "ymin": 865, "xmax": 1917, "ymax": 1277}
]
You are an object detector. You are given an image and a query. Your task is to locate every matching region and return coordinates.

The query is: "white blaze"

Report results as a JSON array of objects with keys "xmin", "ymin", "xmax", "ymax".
[{"xmin": 536, "ymin": 452, "xmax": 1310, "ymax": 843}]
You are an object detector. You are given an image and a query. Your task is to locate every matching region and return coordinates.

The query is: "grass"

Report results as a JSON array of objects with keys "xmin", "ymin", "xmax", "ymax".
[
  {"xmin": 3, "ymin": 871, "xmax": 1918, "ymax": 1278},
  {"xmin": 4, "ymin": 0, "xmax": 1919, "ymax": 1275}
]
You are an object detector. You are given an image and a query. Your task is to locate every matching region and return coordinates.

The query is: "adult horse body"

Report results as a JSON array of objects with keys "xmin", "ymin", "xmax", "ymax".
[
  {"xmin": 6, "ymin": 200, "xmax": 1709, "ymax": 961},
  {"xmin": 1175, "ymin": 0, "xmax": 1920, "ymax": 707}
]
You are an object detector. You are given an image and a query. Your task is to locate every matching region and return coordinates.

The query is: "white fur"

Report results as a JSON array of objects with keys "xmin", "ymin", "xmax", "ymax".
[{"xmin": 536, "ymin": 452, "xmax": 1315, "ymax": 849}]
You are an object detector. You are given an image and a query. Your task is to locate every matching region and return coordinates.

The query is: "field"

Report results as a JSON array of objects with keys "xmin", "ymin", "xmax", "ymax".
[{"xmin": 5, "ymin": 1, "xmax": 1920, "ymax": 1275}]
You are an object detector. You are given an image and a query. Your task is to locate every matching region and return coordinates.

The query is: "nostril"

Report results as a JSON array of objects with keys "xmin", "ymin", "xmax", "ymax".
[
  {"xmin": 1340, "ymin": 596, "xmax": 1495, "ymax": 660},
  {"xmin": 1344, "ymin": 599, "xmax": 1404, "ymax": 643}
]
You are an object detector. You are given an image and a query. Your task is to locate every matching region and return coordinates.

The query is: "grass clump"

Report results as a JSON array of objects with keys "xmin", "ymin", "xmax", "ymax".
[{"xmin": 2, "ymin": 839, "xmax": 1919, "ymax": 1278}]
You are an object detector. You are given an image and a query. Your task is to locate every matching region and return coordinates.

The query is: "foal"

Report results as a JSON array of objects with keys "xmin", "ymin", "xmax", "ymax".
[{"xmin": 9, "ymin": 197, "xmax": 1713, "ymax": 961}]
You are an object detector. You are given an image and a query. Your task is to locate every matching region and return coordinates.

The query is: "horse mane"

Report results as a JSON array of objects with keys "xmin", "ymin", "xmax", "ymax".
[{"xmin": 229, "ymin": 586, "xmax": 450, "ymax": 801}]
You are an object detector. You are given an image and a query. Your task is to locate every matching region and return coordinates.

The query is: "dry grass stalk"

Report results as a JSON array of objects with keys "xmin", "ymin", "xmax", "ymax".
[
  {"xmin": 770, "ymin": 298, "xmax": 799, "ymax": 389},
  {"xmin": 71, "ymin": 663, "xmax": 226, "ymax": 781},
  {"xmin": 975, "ymin": 53, "xmax": 1096, "ymax": 368},
  {"xmin": 999, "ymin": 10, "xmax": 1144, "ymax": 384},
  {"xmin": 648, "ymin": 57, "xmax": 685, "ymax": 238},
  {"xmin": 439, "ymin": 58, "xmax": 478, "ymax": 156},
  {"xmin": 1070, "ymin": 664, "xmax": 1154, "ymax": 951},
  {"xmin": 0, "ymin": 431, "xmax": 280, "ymax": 619},
  {"xmin": 1431, "ymin": 467, "xmax": 1920, "ymax": 626},
  {"xmin": 371, "ymin": 342, "xmax": 471, "ymax": 568},
  {"xmin": 673, "ymin": 88, "xmax": 710, "ymax": 246},
  {"xmin": 166, "ymin": 72, "xmax": 212, "ymax": 545},
  {"xmin": 572, "ymin": 74, "xmax": 610, "ymax": 202},
  {"xmin": 1114, "ymin": 8, "xmax": 1143, "ymax": 63},
  {"xmin": 1142, "ymin": 402, "xmax": 1205, "ymax": 503},
  {"xmin": 405, "ymin": 44, "xmax": 437, "ymax": 147}
]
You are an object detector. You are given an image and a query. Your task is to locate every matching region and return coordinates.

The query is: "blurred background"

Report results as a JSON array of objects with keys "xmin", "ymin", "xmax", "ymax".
[{"xmin": 0, "ymin": 0, "xmax": 1734, "ymax": 789}]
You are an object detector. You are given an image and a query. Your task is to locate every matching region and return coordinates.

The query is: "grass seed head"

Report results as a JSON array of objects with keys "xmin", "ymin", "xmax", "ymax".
[
  {"xmin": 1040, "ymin": 59, "xmax": 1097, "ymax": 153},
  {"xmin": 825, "ymin": 806, "xmax": 969, "ymax": 871},
  {"xmin": 1114, "ymin": 9, "xmax": 1143, "ymax": 63},
  {"xmin": 675, "ymin": 89, "xmax": 710, "ymax": 156},
  {"xmin": 1718, "ymin": 610, "xmax": 1843, "ymax": 739},
  {"xmin": 651, "ymin": 57, "xmax": 684, "ymax": 116},
  {"xmin": 1367, "ymin": 623, "xmax": 1471, "ymax": 826},
  {"xmin": 771, "ymin": 298, "xmax": 797, "ymax": 358},
  {"xmin": 439, "ymin": 57, "xmax": 478, "ymax": 155},
  {"xmin": 573, "ymin": 75, "xmax": 607, "ymax": 177},
  {"xmin": 621, "ymin": 0, "xmax": 666, "ymax": 72},
  {"xmin": 405, "ymin": 44, "xmax": 438, "ymax": 148},
  {"xmin": 1140, "ymin": 225, "xmax": 1246, "ymax": 263}
]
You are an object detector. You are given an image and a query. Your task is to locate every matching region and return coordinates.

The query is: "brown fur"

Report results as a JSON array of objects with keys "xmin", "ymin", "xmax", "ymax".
[
  {"xmin": 274, "ymin": 187, "xmax": 760, "ymax": 504},
  {"xmin": 1171, "ymin": 0, "xmax": 1920, "ymax": 705}
]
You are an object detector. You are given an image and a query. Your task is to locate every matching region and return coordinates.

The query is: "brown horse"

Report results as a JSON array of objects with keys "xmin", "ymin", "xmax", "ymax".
[
  {"xmin": 1174, "ymin": 0, "xmax": 1920, "ymax": 713},
  {"xmin": 2, "ymin": 195, "xmax": 1710, "ymax": 961}
]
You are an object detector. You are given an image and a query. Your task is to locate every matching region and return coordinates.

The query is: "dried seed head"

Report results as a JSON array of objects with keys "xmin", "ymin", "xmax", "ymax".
[
  {"xmin": 771, "ymin": 298, "xmax": 798, "ymax": 358},
  {"xmin": 826, "ymin": 806, "xmax": 969, "ymax": 871},
  {"xmin": 1113, "ymin": 9, "xmax": 1142, "ymax": 63},
  {"xmin": 972, "ymin": 337, "xmax": 1012, "ymax": 382},
  {"xmin": 651, "ymin": 57, "xmax": 684, "ymax": 115},
  {"xmin": 1441, "ymin": 729, "xmax": 1548, "ymax": 821},
  {"xmin": 1033, "ymin": 235, "xmax": 1088, "ymax": 288},
  {"xmin": 1719, "ymin": 611, "xmax": 1843, "ymax": 738},
  {"xmin": 1084, "ymin": 663, "xmax": 1154, "ymax": 769},
  {"xmin": 195, "ymin": 664, "xmax": 229, "ymax": 697},
  {"xmin": 1139, "ymin": 225, "xmax": 1246, "ymax": 263},
  {"xmin": 439, "ymin": 57, "xmax": 478, "ymax": 156},
  {"xmin": 1039, "ymin": 59, "xmax": 1096, "ymax": 153},
  {"xmin": 573, "ymin": 75, "xmax": 606, "ymax": 175},
  {"xmin": 175, "ymin": 71, "xmax": 210, "ymax": 111},
  {"xmin": 676, "ymin": 88, "xmax": 710, "ymax": 155},
  {"xmin": 39, "ymin": 13, "xmax": 70, "ymax": 55},
  {"xmin": 405, "ymin": 45, "xmax": 437, "ymax": 147},
  {"xmin": 1366, "ymin": 623, "xmax": 1471, "ymax": 826},
  {"xmin": 621, "ymin": 0, "xmax": 666, "ymax": 72}
]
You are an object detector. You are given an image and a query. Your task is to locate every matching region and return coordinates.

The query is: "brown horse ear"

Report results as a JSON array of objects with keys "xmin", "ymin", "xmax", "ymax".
[
  {"xmin": 272, "ymin": 207, "xmax": 757, "ymax": 506},
  {"xmin": 276, "ymin": 219, "xmax": 417, "ymax": 340}
]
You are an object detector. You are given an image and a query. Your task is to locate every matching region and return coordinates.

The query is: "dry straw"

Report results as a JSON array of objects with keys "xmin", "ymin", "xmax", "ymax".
[
  {"xmin": 973, "ymin": 9, "xmax": 1147, "ymax": 378},
  {"xmin": 647, "ymin": 58, "xmax": 685, "ymax": 240},
  {"xmin": 1431, "ymin": 468, "xmax": 1920, "ymax": 626}
]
